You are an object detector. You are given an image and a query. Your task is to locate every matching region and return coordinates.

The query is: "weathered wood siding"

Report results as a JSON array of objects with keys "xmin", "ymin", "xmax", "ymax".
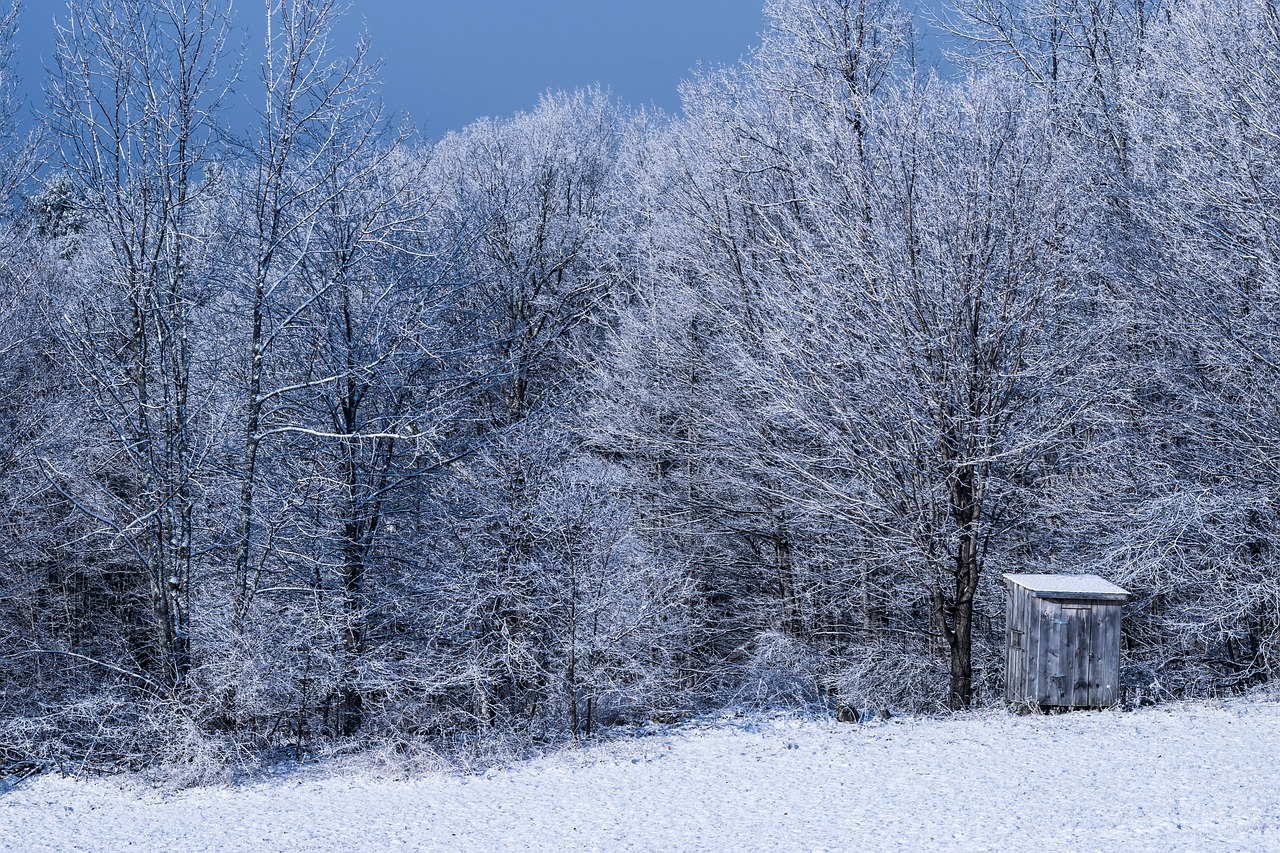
[
  {"xmin": 1004, "ymin": 577, "xmax": 1125, "ymax": 708},
  {"xmin": 1005, "ymin": 584, "xmax": 1029, "ymax": 703}
]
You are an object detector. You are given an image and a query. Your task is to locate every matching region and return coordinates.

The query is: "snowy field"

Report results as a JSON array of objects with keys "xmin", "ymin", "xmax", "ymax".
[{"xmin": 3, "ymin": 698, "xmax": 1279, "ymax": 852}]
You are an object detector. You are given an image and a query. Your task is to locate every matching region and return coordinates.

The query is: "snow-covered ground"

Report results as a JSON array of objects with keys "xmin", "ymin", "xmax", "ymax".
[{"xmin": 3, "ymin": 698, "xmax": 1279, "ymax": 852}]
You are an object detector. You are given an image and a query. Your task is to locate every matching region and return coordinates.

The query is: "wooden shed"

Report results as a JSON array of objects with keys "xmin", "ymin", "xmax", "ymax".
[{"xmin": 1003, "ymin": 573, "xmax": 1130, "ymax": 708}]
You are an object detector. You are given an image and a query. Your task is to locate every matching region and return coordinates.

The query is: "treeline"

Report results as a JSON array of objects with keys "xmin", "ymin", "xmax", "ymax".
[{"xmin": 1, "ymin": 0, "xmax": 1278, "ymax": 772}]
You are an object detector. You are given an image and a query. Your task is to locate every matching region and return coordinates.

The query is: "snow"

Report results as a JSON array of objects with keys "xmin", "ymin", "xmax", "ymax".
[
  {"xmin": 3, "ymin": 698, "xmax": 1279, "ymax": 852},
  {"xmin": 1003, "ymin": 573, "xmax": 1131, "ymax": 600}
]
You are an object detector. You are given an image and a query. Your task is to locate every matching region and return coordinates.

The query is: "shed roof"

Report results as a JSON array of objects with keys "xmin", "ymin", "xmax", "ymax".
[{"xmin": 1002, "ymin": 573, "xmax": 1130, "ymax": 601}]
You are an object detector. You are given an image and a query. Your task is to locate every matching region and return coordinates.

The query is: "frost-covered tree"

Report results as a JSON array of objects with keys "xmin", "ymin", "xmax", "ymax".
[
  {"xmin": 1109, "ymin": 0, "xmax": 1280, "ymax": 693},
  {"xmin": 45, "ymin": 0, "xmax": 234, "ymax": 692},
  {"xmin": 423, "ymin": 89, "xmax": 661, "ymax": 732},
  {"xmin": 600, "ymin": 0, "xmax": 1107, "ymax": 711}
]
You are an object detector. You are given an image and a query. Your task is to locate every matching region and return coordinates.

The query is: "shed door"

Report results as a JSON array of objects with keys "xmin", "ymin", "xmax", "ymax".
[
  {"xmin": 1005, "ymin": 588, "xmax": 1028, "ymax": 703},
  {"xmin": 1042, "ymin": 602, "xmax": 1095, "ymax": 706}
]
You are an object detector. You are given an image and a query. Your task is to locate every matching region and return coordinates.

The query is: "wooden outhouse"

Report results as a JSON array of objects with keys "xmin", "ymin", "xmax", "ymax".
[{"xmin": 1003, "ymin": 573, "xmax": 1130, "ymax": 708}]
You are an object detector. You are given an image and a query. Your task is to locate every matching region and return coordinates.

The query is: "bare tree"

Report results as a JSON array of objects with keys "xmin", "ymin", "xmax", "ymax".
[
  {"xmin": 614, "ymin": 0, "xmax": 1101, "ymax": 710},
  {"xmin": 0, "ymin": 1, "xmax": 38, "ymax": 206},
  {"xmin": 1113, "ymin": 0, "xmax": 1280, "ymax": 692},
  {"xmin": 594, "ymin": 0, "xmax": 918, "ymax": 702},
  {"xmin": 46, "ymin": 0, "xmax": 233, "ymax": 691},
  {"xmin": 426, "ymin": 89, "xmax": 631, "ymax": 730},
  {"xmin": 227, "ymin": 0, "xmax": 382, "ymax": 625},
  {"xmin": 818, "ymin": 78, "xmax": 1096, "ymax": 709}
]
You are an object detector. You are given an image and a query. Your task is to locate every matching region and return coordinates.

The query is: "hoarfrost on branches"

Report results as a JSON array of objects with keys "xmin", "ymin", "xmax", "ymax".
[{"xmin": 0, "ymin": 0, "xmax": 1278, "ymax": 773}]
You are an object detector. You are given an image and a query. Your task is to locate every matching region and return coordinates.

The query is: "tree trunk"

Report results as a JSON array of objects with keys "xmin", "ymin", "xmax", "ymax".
[
  {"xmin": 944, "ymin": 458, "xmax": 984, "ymax": 711},
  {"xmin": 232, "ymin": 278, "xmax": 264, "ymax": 623}
]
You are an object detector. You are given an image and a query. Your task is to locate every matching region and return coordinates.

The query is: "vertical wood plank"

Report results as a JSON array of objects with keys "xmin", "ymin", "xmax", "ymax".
[
  {"xmin": 1093, "ymin": 603, "xmax": 1110, "ymax": 706},
  {"xmin": 1018, "ymin": 587, "xmax": 1029, "ymax": 701},
  {"xmin": 1067, "ymin": 605, "xmax": 1091, "ymax": 707},
  {"xmin": 1010, "ymin": 585, "xmax": 1026, "ymax": 703},
  {"xmin": 1005, "ymin": 582, "xmax": 1016, "ymax": 702},
  {"xmin": 1027, "ymin": 590, "xmax": 1043, "ymax": 704},
  {"xmin": 1059, "ymin": 601, "xmax": 1073, "ymax": 706},
  {"xmin": 1099, "ymin": 603, "xmax": 1120, "ymax": 706},
  {"xmin": 1045, "ymin": 600, "xmax": 1064, "ymax": 706}
]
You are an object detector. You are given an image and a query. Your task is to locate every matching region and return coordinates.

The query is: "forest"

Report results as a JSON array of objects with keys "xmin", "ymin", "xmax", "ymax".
[{"xmin": 0, "ymin": 0, "xmax": 1277, "ymax": 774}]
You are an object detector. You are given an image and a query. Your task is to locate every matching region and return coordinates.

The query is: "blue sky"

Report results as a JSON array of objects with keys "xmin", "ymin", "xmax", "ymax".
[
  {"xmin": 356, "ymin": 1, "xmax": 767, "ymax": 135},
  {"xmin": 13, "ymin": 0, "xmax": 767, "ymax": 138}
]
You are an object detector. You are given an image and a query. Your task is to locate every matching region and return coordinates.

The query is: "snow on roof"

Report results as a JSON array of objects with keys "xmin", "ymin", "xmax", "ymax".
[{"xmin": 1002, "ymin": 573, "xmax": 1130, "ymax": 600}]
